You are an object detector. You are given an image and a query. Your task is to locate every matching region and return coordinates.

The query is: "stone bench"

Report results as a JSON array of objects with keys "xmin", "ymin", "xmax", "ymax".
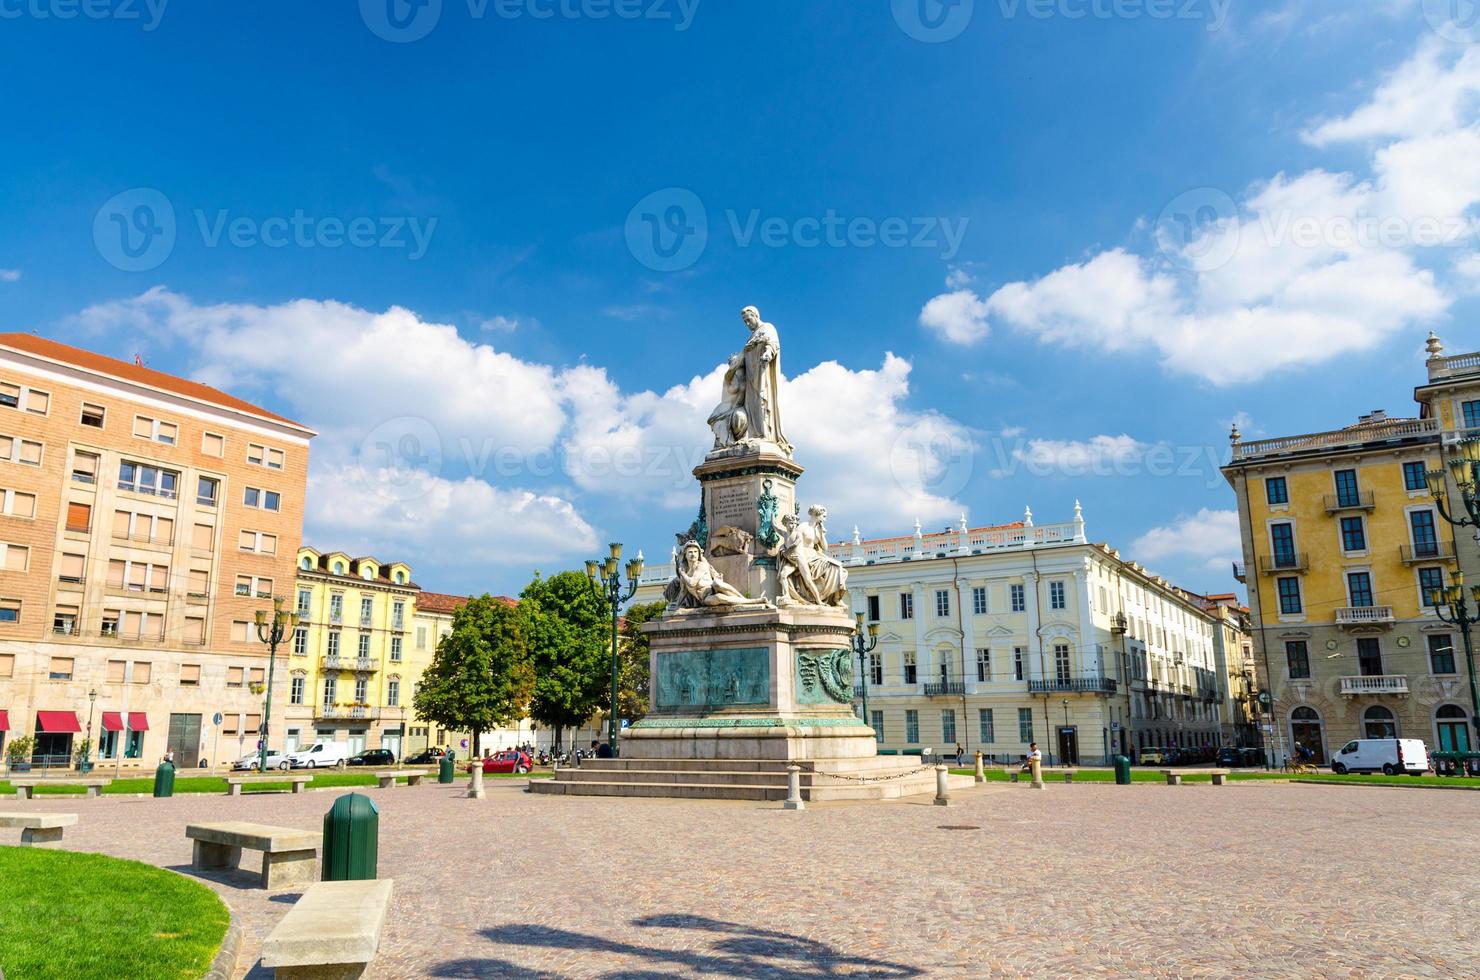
[
  {"xmin": 0, "ymin": 811, "xmax": 77, "ymax": 847},
  {"xmin": 223, "ymin": 774, "xmax": 313, "ymax": 796},
  {"xmin": 1007, "ymin": 768, "xmax": 1078, "ymax": 783},
  {"xmin": 261, "ymin": 879, "xmax": 394, "ymax": 979},
  {"xmin": 1161, "ymin": 768, "xmax": 1231, "ymax": 786},
  {"xmin": 186, "ymin": 821, "xmax": 322, "ymax": 889},
  {"xmin": 374, "ymin": 769, "xmax": 425, "ymax": 789},
  {"xmin": 10, "ymin": 777, "xmax": 110, "ymax": 800}
]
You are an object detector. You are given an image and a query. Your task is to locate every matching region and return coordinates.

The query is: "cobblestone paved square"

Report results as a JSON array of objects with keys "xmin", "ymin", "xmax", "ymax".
[{"xmin": 9, "ymin": 780, "xmax": 1479, "ymax": 978}]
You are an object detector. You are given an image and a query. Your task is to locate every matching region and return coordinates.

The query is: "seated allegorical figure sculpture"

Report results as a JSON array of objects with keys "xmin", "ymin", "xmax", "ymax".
[
  {"xmin": 772, "ymin": 505, "xmax": 849, "ymax": 608},
  {"xmin": 665, "ymin": 540, "xmax": 755, "ymax": 610},
  {"xmin": 802, "ymin": 505, "xmax": 848, "ymax": 607}
]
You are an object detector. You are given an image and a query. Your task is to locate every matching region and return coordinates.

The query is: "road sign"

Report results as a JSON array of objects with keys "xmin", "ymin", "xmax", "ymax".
[
  {"xmin": 1110, "ymin": 721, "xmax": 1121, "ymax": 731},
  {"xmin": 212, "ymin": 712, "xmax": 223, "ymax": 726}
]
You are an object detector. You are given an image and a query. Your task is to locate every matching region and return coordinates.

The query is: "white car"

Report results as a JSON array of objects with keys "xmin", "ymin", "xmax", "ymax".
[
  {"xmin": 286, "ymin": 740, "xmax": 351, "ymax": 770},
  {"xmin": 232, "ymin": 749, "xmax": 291, "ymax": 771},
  {"xmin": 1331, "ymin": 738, "xmax": 1429, "ymax": 776}
]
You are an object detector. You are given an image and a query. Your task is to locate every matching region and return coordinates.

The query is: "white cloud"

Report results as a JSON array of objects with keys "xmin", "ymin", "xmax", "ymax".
[
  {"xmin": 1011, "ymin": 434, "xmax": 1151, "ymax": 477},
  {"xmin": 0, "ymin": 269, "xmax": 19, "ymax": 283},
  {"xmin": 1457, "ymin": 252, "xmax": 1480, "ymax": 291},
  {"xmin": 1302, "ymin": 42, "xmax": 1480, "ymax": 146},
  {"xmin": 479, "ymin": 315, "xmax": 519, "ymax": 333},
  {"xmin": 1131, "ymin": 509, "xmax": 1242, "ymax": 573},
  {"xmin": 919, "ymin": 288, "xmax": 990, "ymax": 345}
]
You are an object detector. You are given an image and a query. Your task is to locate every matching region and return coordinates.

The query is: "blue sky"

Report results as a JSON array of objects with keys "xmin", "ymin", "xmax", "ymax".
[{"xmin": 3, "ymin": 0, "xmax": 1479, "ymax": 596}]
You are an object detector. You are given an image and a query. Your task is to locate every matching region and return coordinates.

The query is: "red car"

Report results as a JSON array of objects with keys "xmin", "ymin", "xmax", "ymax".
[{"xmin": 470, "ymin": 750, "xmax": 532, "ymax": 774}]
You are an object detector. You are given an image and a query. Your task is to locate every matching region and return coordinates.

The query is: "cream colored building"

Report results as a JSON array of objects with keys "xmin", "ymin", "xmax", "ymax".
[
  {"xmin": 0, "ymin": 333, "xmax": 314, "ymax": 769},
  {"xmin": 639, "ymin": 508, "xmax": 1243, "ymax": 765}
]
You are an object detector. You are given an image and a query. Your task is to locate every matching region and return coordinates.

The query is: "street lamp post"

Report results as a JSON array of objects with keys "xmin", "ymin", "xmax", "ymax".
[
  {"xmin": 82, "ymin": 688, "xmax": 97, "ymax": 772},
  {"xmin": 254, "ymin": 596, "xmax": 299, "ymax": 776},
  {"xmin": 851, "ymin": 613, "xmax": 880, "ymax": 735},
  {"xmin": 585, "ymin": 544, "xmax": 643, "ymax": 758},
  {"xmin": 1428, "ymin": 575, "xmax": 1480, "ymax": 744}
]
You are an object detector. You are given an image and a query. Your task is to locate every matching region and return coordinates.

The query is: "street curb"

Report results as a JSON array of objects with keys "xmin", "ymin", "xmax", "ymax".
[
  {"xmin": 201, "ymin": 903, "xmax": 242, "ymax": 980},
  {"xmin": 1291, "ymin": 778, "xmax": 1480, "ymax": 791}
]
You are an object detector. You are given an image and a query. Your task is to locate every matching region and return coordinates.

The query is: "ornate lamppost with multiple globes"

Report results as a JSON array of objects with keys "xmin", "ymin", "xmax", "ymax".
[
  {"xmin": 1427, "ymin": 573, "xmax": 1480, "ymax": 744},
  {"xmin": 851, "ymin": 613, "xmax": 880, "ymax": 736},
  {"xmin": 585, "ymin": 544, "xmax": 643, "ymax": 757},
  {"xmin": 81, "ymin": 688, "xmax": 97, "ymax": 773},
  {"xmin": 254, "ymin": 597, "xmax": 300, "ymax": 775}
]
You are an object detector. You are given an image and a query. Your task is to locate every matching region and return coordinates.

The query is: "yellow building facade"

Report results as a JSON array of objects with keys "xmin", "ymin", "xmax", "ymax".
[
  {"xmin": 1223, "ymin": 334, "xmax": 1480, "ymax": 762},
  {"xmin": 285, "ymin": 548, "xmax": 419, "ymax": 758}
]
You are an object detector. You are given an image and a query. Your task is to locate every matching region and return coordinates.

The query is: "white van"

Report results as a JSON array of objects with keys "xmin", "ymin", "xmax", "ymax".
[
  {"xmin": 1331, "ymin": 738, "xmax": 1428, "ymax": 776},
  {"xmin": 286, "ymin": 740, "xmax": 351, "ymax": 770}
]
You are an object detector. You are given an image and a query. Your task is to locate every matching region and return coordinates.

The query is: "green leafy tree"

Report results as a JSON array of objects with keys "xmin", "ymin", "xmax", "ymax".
[
  {"xmin": 617, "ymin": 600, "xmax": 664, "ymax": 723},
  {"xmin": 412, "ymin": 594, "xmax": 527, "ymax": 757},
  {"xmin": 520, "ymin": 571, "xmax": 610, "ymax": 750}
]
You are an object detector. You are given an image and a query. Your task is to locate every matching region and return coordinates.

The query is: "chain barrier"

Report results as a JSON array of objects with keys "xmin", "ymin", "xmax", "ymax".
[{"xmin": 807, "ymin": 765, "xmax": 937, "ymax": 783}]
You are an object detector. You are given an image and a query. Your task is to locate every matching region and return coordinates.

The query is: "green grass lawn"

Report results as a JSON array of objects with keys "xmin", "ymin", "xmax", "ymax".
[
  {"xmin": 947, "ymin": 766, "xmax": 1480, "ymax": 788},
  {"xmin": 0, "ymin": 768, "xmax": 553, "ymax": 795},
  {"xmin": 0, "ymin": 848, "xmax": 228, "ymax": 979}
]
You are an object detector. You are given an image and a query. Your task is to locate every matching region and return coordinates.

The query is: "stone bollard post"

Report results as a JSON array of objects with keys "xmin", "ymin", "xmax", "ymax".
[
  {"xmin": 974, "ymin": 752, "xmax": 985, "ymax": 783},
  {"xmin": 783, "ymin": 765, "xmax": 805, "ymax": 811},
  {"xmin": 933, "ymin": 764, "xmax": 950, "ymax": 806},
  {"xmin": 1029, "ymin": 758, "xmax": 1044, "ymax": 790},
  {"xmin": 467, "ymin": 763, "xmax": 485, "ymax": 800}
]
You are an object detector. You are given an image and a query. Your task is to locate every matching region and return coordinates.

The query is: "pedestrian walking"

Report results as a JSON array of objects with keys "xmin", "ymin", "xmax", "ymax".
[{"xmin": 955, "ymin": 742, "xmax": 964, "ymax": 766}]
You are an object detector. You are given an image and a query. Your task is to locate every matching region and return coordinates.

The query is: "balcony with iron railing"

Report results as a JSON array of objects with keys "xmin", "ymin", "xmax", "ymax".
[
  {"xmin": 923, "ymin": 681, "xmax": 965, "ymax": 697},
  {"xmin": 1324, "ymin": 491, "xmax": 1377, "ymax": 514},
  {"xmin": 1028, "ymin": 674, "xmax": 1117, "ymax": 695},
  {"xmin": 1400, "ymin": 541, "xmax": 1456, "ymax": 564},
  {"xmin": 315, "ymin": 704, "xmax": 382, "ymax": 721},
  {"xmin": 1339, "ymin": 674, "xmax": 1410, "ymax": 696},
  {"xmin": 321, "ymin": 655, "xmax": 379, "ymax": 672},
  {"xmin": 1335, "ymin": 605, "xmax": 1395, "ymax": 627},
  {"xmin": 1257, "ymin": 552, "xmax": 1309, "ymax": 574}
]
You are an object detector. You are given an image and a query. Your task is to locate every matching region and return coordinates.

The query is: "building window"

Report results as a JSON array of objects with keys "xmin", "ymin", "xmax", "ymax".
[
  {"xmin": 132, "ymin": 415, "xmax": 177, "ymax": 445},
  {"xmin": 327, "ymin": 631, "xmax": 341, "ymax": 657},
  {"xmin": 297, "ymin": 589, "xmax": 312, "ymax": 616},
  {"xmin": 976, "ymin": 648, "xmax": 991, "ymax": 682},
  {"xmin": 1409, "ymin": 510, "xmax": 1439, "ymax": 558},
  {"xmin": 978, "ymin": 708, "xmax": 994, "ymax": 743},
  {"xmin": 905, "ymin": 710, "xmax": 920, "ymax": 744},
  {"xmin": 357, "ymin": 634, "xmax": 371, "ymax": 658},
  {"xmin": 49, "ymin": 655, "xmax": 73, "ymax": 679},
  {"xmin": 1017, "ymin": 707, "xmax": 1034, "ymax": 743},
  {"xmin": 1054, "ymin": 643, "xmax": 1071, "ymax": 684},
  {"xmin": 247, "ymin": 443, "xmax": 286, "ymax": 470},
  {"xmin": 0, "ymin": 489, "xmax": 36, "ymax": 517},
  {"xmin": 243, "ymin": 486, "xmax": 282, "ymax": 511},
  {"xmin": 1363, "ymin": 705, "xmax": 1397, "ymax": 739},
  {"xmin": 869, "ymin": 651, "xmax": 882, "ymax": 685},
  {"xmin": 903, "ymin": 651, "xmax": 917, "ymax": 685},
  {"xmin": 292, "ymin": 627, "xmax": 308, "ymax": 655},
  {"xmin": 239, "ymin": 530, "xmax": 277, "ymax": 555},
  {"xmin": 941, "ymin": 709, "xmax": 956, "ymax": 744},
  {"xmin": 323, "ymin": 676, "xmax": 337, "ymax": 706},
  {"xmin": 1347, "ymin": 572, "xmax": 1374, "ymax": 608},
  {"xmin": 329, "ymin": 594, "xmax": 343, "ymax": 623},
  {"xmin": 899, "ymin": 592, "xmax": 914, "ymax": 620},
  {"xmin": 1013, "ymin": 647, "xmax": 1025, "ymax": 681},
  {"xmin": 227, "ymin": 666, "xmax": 244, "ymax": 688},
  {"xmin": 1333, "ymin": 469, "xmax": 1360, "ymax": 508},
  {"xmin": 1339, "ymin": 516, "xmax": 1366, "ymax": 553},
  {"xmin": 1465, "ymin": 400, "xmax": 1480, "ymax": 430},
  {"xmin": 1420, "ymin": 566, "xmax": 1445, "ymax": 607},
  {"xmin": 0, "ymin": 435, "xmax": 42, "ymax": 467},
  {"xmin": 1010, "ymin": 584, "xmax": 1026, "ymax": 612},
  {"xmin": 866, "ymin": 594, "xmax": 880, "ymax": 621},
  {"xmin": 360, "ymin": 596, "xmax": 373, "ymax": 626},
  {"xmin": 935, "ymin": 589, "xmax": 950, "ymax": 618},
  {"xmin": 290, "ymin": 676, "xmax": 305, "ymax": 705},
  {"xmin": 1270, "ymin": 522, "xmax": 1296, "ymax": 565},
  {"xmin": 71, "ymin": 451, "xmax": 98, "ymax": 485},
  {"xmin": 416, "ymin": 626, "xmax": 428, "ymax": 650},
  {"xmin": 972, "ymin": 586, "xmax": 987, "ymax": 615},
  {"xmin": 1286, "ymin": 640, "xmax": 1310, "ymax": 679},
  {"xmin": 869, "ymin": 710, "xmax": 883, "ymax": 743},
  {"xmin": 179, "ymin": 663, "xmax": 200, "ymax": 686},
  {"xmin": 197, "ymin": 477, "xmax": 219, "ymax": 507},
  {"xmin": 1277, "ymin": 577, "xmax": 1302, "ymax": 615},
  {"xmin": 392, "ymin": 601, "xmax": 405, "ymax": 630},
  {"xmin": 390, "ymin": 636, "xmax": 402, "ymax": 662},
  {"xmin": 1403, "ymin": 461, "xmax": 1428, "ymax": 492},
  {"xmin": 1265, "ymin": 476, "xmax": 1288, "ymax": 505},
  {"xmin": 1356, "ymin": 637, "xmax": 1383, "ymax": 676},
  {"xmin": 387, "ymin": 678, "xmax": 400, "ymax": 707},
  {"xmin": 1049, "ymin": 581, "xmax": 1066, "ymax": 610},
  {"xmin": 52, "ymin": 605, "xmax": 78, "ymax": 635},
  {"xmin": 1428, "ymin": 634, "xmax": 1456, "ymax": 675},
  {"xmin": 117, "ymin": 462, "xmax": 178, "ymax": 498},
  {"xmin": 80, "ymin": 402, "xmax": 105, "ymax": 428},
  {"xmin": 201, "ymin": 431, "xmax": 224, "ymax": 456},
  {"xmin": 354, "ymin": 677, "xmax": 368, "ymax": 703},
  {"xmin": 235, "ymin": 575, "xmax": 273, "ymax": 599}
]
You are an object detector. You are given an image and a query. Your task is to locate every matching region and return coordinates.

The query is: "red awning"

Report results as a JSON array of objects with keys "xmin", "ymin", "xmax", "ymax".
[
  {"xmin": 102, "ymin": 712, "xmax": 148, "ymax": 732},
  {"xmin": 36, "ymin": 710, "xmax": 82, "ymax": 733},
  {"xmin": 0, "ymin": 710, "xmax": 9, "ymax": 731},
  {"xmin": 102, "ymin": 711, "xmax": 123, "ymax": 732},
  {"xmin": 128, "ymin": 712, "xmax": 149, "ymax": 731}
]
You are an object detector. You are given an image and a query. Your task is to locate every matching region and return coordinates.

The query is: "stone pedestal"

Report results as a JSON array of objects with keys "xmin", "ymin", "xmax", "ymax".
[{"xmin": 693, "ymin": 446, "xmax": 803, "ymax": 603}]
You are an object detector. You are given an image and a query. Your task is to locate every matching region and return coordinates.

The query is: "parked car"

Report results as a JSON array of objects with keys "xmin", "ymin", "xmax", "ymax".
[
  {"xmin": 347, "ymin": 748, "xmax": 396, "ymax": 767},
  {"xmin": 404, "ymin": 749, "xmax": 444, "ymax": 765},
  {"xmin": 1240, "ymin": 747, "xmax": 1265, "ymax": 768},
  {"xmin": 1215, "ymin": 747, "xmax": 1242, "ymax": 767},
  {"xmin": 286, "ymin": 740, "xmax": 352, "ymax": 770},
  {"xmin": 1138, "ymin": 747, "xmax": 1168, "ymax": 765},
  {"xmin": 232, "ymin": 749, "xmax": 290, "ymax": 771},
  {"xmin": 1331, "ymin": 738, "xmax": 1429, "ymax": 776},
  {"xmin": 472, "ymin": 750, "xmax": 532, "ymax": 774}
]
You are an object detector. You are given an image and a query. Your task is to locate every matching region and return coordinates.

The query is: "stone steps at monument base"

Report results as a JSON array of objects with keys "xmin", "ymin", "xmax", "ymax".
[
  {"xmin": 573, "ymin": 757, "xmax": 939, "ymax": 773},
  {"xmin": 529, "ymin": 768, "xmax": 973, "ymax": 802},
  {"xmin": 529, "ymin": 779, "xmax": 788, "ymax": 801},
  {"xmin": 557, "ymin": 768, "xmax": 790, "ymax": 786}
]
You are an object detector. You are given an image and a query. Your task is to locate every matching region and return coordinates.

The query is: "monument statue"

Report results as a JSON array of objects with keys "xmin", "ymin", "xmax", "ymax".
[
  {"xmin": 665, "ymin": 540, "xmax": 761, "ymax": 610},
  {"xmin": 772, "ymin": 506, "xmax": 848, "ymax": 608},
  {"xmin": 709, "ymin": 306, "xmax": 793, "ymax": 456},
  {"xmin": 707, "ymin": 353, "xmax": 749, "ymax": 449}
]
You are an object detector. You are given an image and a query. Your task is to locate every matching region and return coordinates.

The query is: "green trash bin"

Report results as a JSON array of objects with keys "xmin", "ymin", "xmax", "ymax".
[
  {"xmin": 152, "ymin": 761, "xmax": 175, "ymax": 798},
  {"xmin": 438, "ymin": 755, "xmax": 455, "ymax": 784},
  {"xmin": 322, "ymin": 792, "xmax": 379, "ymax": 881},
  {"xmin": 1113, "ymin": 755, "xmax": 1132, "ymax": 785}
]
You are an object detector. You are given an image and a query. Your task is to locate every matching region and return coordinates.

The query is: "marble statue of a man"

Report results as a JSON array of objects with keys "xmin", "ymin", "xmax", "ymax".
[{"xmin": 739, "ymin": 306, "xmax": 792, "ymax": 455}]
